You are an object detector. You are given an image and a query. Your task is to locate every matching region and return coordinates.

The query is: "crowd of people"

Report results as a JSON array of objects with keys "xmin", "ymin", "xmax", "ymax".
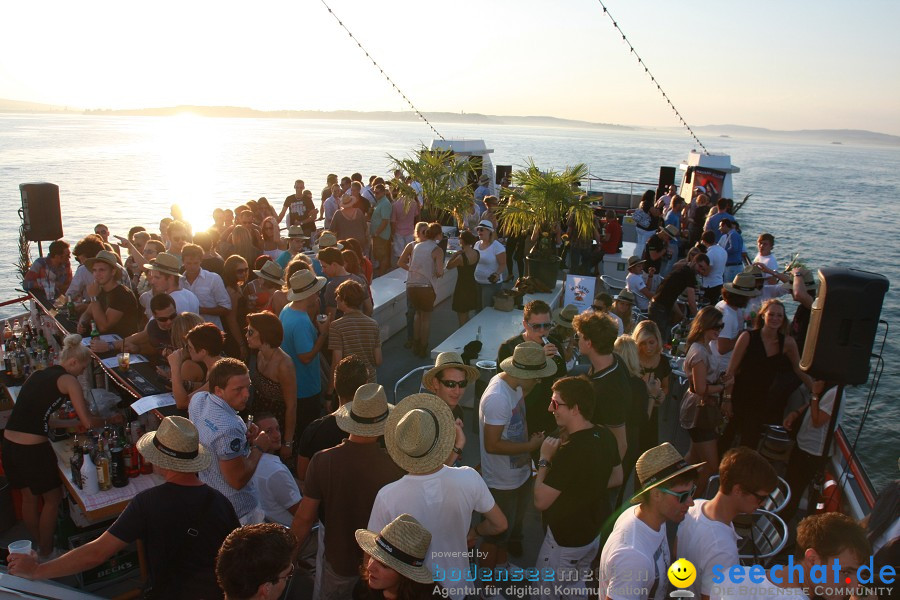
[{"xmin": 4, "ymin": 174, "xmax": 891, "ymax": 600}]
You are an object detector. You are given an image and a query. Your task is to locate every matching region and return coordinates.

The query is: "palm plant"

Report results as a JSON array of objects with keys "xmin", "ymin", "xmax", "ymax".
[{"xmin": 388, "ymin": 146, "xmax": 475, "ymax": 224}]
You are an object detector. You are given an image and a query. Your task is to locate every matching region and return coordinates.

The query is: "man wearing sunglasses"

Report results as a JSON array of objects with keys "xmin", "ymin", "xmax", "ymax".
[
  {"xmin": 422, "ymin": 352, "xmax": 479, "ymax": 466},
  {"xmin": 677, "ymin": 447, "xmax": 777, "ymax": 600},
  {"xmin": 92, "ymin": 292, "xmax": 176, "ymax": 358},
  {"xmin": 599, "ymin": 443, "xmax": 703, "ymax": 600},
  {"xmin": 497, "ymin": 300, "xmax": 568, "ymax": 454}
]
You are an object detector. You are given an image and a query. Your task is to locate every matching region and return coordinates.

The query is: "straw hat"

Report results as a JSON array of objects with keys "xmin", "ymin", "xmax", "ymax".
[
  {"xmin": 136, "ymin": 416, "xmax": 211, "ymax": 473},
  {"xmin": 422, "ymin": 352, "xmax": 480, "ymax": 390},
  {"xmin": 615, "ymin": 290, "xmax": 636, "ymax": 305},
  {"xmin": 253, "ymin": 260, "xmax": 284, "ymax": 286},
  {"xmin": 340, "ymin": 194, "xmax": 355, "ymax": 208},
  {"xmin": 627, "ymin": 256, "xmax": 645, "ymax": 271},
  {"xmin": 499, "ymin": 341, "xmax": 557, "ymax": 379},
  {"xmin": 334, "ymin": 383, "xmax": 393, "ymax": 437},
  {"xmin": 742, "ymin": 264, "xmax": 765, "ymax": 279},
  {"xmin": 659, "ymin": 224, "xmax": 680, "ymax": 239},
  {"xmin": 84, "ymin": 250, "xmax": 121, "ymax": 270},
  {"xmin": 723, "ymin": 273, "xmax": 762, "ymax": 297},
  {"xmin": 476, "ymin": 219, "xmax": 494, "ymax": 232},
  {"xmin": 630, "ymin": 442, "xmax": 704, "ymax": 503},
  {"xmin": 286, "ymin": 269, "xmax": 326, "ymax": 302},
  {"xmin": 782, "ymin": 270, "xmax": 817, "ymax": 292},
  {"xmin": 478, "ymin": 174, "xmax": 491, "ymax": 185},
  {"xmin": 143, "ymin": 252, "xmax": 183, "ymax": 277},
  {"xmin": 552, "ymin": 304, "xmax": 579, "ymax": 330},
  {"xmin": 316, "ymin": 231, "xmax": 343, "ymax": 251},
  {"xmin": 384, "ymin": 393, "xmax": 456, "ymax": 475},
  {"xmin": 286, "ymin": 226, "xmax": 308, "ymax": 240},
  {"xmin": 355, "ymin": 514, "xmax": 433, "ymax": 584}
]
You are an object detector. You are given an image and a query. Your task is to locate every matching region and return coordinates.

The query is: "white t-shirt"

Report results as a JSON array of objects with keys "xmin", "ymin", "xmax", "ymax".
[
  {"xmin": 474, "ymin": 240, "xmax": 506, "ymax": 284},
  {"xmin": 599, "ymin": 506, "xmax": 670, "ymax": 600},
  {"xmin": 140, "ymin": 287, "xmax": 200, "ymax": 320},
  {"xmin": 478, "ymin": 376, "xmax": 531, "ymax": 490},
  {"xmin": 626, "ymin": 272, "xmax": 651, "ymax": 311},
  {"xmin": 702, "ymin": 244, "xmax": 727, "ymax": 288},
  {"xmin": 676, "ymin": 499, "xmax": 741, "ymax": 596},
  {"xmin": 479, "ymin": 375, "xmax": 532, "ymax": 490},
  {"xmin": 610, "ymin": 311, "xmax": 625, "ymax": 337},
  {"xmin": 180, "ymin": 269, "xmax": 231, "ymax": 329},
  {"xmin": 251, "ymin": 453, "xmax": 302, "ymax": 527},
  {"xmin": 368, "ymin": 466, "xmax": 495, "ymax": 600},
  {"xmin": 709, "ymin": 566, "xmax": 809, "ymax": 600},
  {"xmin": 797, "ymin": 388, "xmax": 841, "ymax": 456},
  {"xmin": 753, "ymin": 253, "xmax": 778, "ymax": 272},
  {"xmin": 710, "ymin": 301, "xmax": 742, "ymax": 374}
]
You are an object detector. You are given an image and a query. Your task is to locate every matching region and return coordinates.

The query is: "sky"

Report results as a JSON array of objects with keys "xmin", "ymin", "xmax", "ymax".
[{"xmin": 2, "ymin": 0, "xmax": 899, "ymax": 135}]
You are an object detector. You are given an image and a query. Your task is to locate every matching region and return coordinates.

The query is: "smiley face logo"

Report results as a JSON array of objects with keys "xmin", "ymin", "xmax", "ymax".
[{"xmin": 667, "ymin": 558, "xmax": 697, "ymax": 589}]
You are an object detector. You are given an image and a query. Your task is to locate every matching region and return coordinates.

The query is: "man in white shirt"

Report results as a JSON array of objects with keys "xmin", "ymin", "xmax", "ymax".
[
  {"xmin": 599, "ymin": 443, "xmax": 702, "ymax": 600},
  {"xmin": 753, "ymin": 232, "xmax": 779, "ymax": 275},
  {"xmin": 625, "ymin": 257, "xmax": 653, "ymax": 312},
  {"xmin": 677, "ymin": 447, "xmax": 778, "ymax": 600},
  {"xmin": 323, "ymin": 183, "xmax": 341, "ymax": 230},
  {"xmin": 138, "ymin": 252, "xmax": 200, "ymax": 319},
  {"xmin": 370, "ymin": 393, "xmax": 507, "ymax": 600},
  {"xmin": 251, "ymin": 413, "xmax": 301, "ymax": 527},
  {"xmin": 180, "ymin": 244, "xmax": 231, "ymax": 329},
  {"xmin": 709, "ymin": 513, "xmax": 871, "ymax": 600},
  {"xmin": 700, "ymin": 230, "xmax": 727, "ymax": 303}
]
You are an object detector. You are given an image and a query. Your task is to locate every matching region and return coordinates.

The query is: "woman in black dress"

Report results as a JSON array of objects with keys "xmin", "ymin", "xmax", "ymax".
[
  {"xmin": 634, "ymin": 319, "xmax": 671, "ymax": 450},
  {"xmin": 446, "ymin": 230, "xmax": 480, "ymax": 326}
]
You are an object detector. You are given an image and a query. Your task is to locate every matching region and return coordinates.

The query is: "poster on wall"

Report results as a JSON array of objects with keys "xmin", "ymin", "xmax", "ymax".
[
  {"xmin": 564, "ymin": 274, "xmax": 596, "ymax": 313},
  {"xmin": 692, "ymin": 168, "xmax": 725, "ymax": 203}
]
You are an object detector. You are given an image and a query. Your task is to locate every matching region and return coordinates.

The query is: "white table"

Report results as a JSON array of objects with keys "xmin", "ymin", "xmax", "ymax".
[
  {"xmin": 0, "ymin": 572, "xmax": 103, "ymax": 599},
  {"xmin": 370, "ymin": 266, "xmax": 458, "ymax": 342}
]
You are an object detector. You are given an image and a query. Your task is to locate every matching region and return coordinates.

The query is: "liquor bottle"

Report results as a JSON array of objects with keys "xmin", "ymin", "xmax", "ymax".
[
  {"xmin": 90, "ymin": 321, "xmax": 100, "ymax": 340},
  {"xmin": 109, "ymin": 429, "xmax": 128, "ymax": 488},
  {"xmin": 80, "ymin": 446, "xmax": 100, "ymax": 495},
  {"xmin": 11, "ymin": 319, "xmax": 21, "ymax": 339},
  {"xmin": 96, "ymin": 439, "xmax": 112, "ymax": 491},
  {"xmin": 2, "ymin": 320, "xmax": 12, "ymax": 342},
  {"xmin": 70, "ymin": 438, "xmax": 84, "ymax": 490},
  {"xmin": 65, "ymin": 296, "xmax": 77, "ymax": 321},
  {"xmin": 126, "ymin": 443, "xmax": 140, "ymax": 478}
]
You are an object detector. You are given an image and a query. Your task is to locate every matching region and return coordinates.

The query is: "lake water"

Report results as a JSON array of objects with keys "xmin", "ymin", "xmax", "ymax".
[{"xmin": 0, "ymin": 113, "xmax": 897, "ymax": 490}]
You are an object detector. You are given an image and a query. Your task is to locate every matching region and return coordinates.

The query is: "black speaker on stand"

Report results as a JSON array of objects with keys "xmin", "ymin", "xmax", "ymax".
[
  {"xmin": 19, "ymin": 183, "xmax": 64, "ymax": 257},
  {"xmin": 657, "ymin": 166, "xmax": 676, "ymax": 198}
]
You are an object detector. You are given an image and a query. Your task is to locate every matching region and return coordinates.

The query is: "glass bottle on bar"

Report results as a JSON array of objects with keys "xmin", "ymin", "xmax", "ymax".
[
  {"xmin": 90, "ymin": 321, "xmax": 100, "ymax": 340},
  {"xmin": 96, "ymin": 438, "xmax": 112, "ymax": 491},
  {"xmin": 70, "ymin": 437, "xmax": 84, "ymax": 490},
  {"xmin": 109, "ymin": 428, "xmax": 128, "ymax": 488}
]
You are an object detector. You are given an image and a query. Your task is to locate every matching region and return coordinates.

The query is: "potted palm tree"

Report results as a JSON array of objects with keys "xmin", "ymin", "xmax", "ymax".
[
  {"xmin": 498, "ymin": 160, "xmax": 594, "ymax": 288},
  {"xmin": 388, "ymin": 146, "xmax": 475, "ymax": 225}
]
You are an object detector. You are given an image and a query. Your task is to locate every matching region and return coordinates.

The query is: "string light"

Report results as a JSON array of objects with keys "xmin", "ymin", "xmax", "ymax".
[
  {"xmin": 594, "ymin": 0, "xmax": 709, "ymax": 154},
  {"xmin": 318, "ymin": 0, "xmax": 445, "ymax": 141}
]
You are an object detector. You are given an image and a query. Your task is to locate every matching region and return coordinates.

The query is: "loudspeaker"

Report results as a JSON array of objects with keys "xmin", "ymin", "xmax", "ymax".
[
  {"xmin": 496, "ymin": 165, "xmax": 512, "ymax": 185},
  {"xmin": 800, "ymin": 268, "xmax": 889, "ymax": 385},
  {"xmin": 19, "ymin": 182, "xmax": 63, "ymax": 242},
  {"xmin": 657, "ymin": 166, "xmax": 676, "ymax": 198}
]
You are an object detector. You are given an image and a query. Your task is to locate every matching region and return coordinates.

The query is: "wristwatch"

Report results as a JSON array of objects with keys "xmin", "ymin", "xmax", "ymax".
[{"xmin": 537, "ymin": 458, "xmax": 551, "ymax": 469}]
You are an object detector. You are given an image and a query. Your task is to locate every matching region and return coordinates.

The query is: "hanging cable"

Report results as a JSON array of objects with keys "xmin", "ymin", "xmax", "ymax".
[
  {"xmin": 593, "ymin": 0, "xmax": 709, "ymax": 154},
  {"xmin": 317, "ymin": 0, "xmax": 444, "ymax": 141}
]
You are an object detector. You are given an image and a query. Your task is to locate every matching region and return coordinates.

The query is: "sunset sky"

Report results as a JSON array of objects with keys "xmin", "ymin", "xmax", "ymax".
[{"xmin": 2, "ymin": 0, "xmax": 899, "ymax": 135}]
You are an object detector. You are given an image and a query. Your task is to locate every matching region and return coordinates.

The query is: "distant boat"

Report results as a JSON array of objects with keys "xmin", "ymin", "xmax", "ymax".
[{"xmin": 831, "ymin": 141, "xmax": 843, "ymax": 144}]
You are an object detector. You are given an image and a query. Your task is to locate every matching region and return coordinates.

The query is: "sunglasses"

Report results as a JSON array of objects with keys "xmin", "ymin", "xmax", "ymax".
[
  {"xmin": 659, "ymin": 484, "xmax": 697, "ymax": 504},
  {"xmin": 528, "ymin": 322, "xmax": 553, "ymax": 330},
  {"xmin": 438, "ymin": 378, "xmax": 468, "ymax": 389},
  {"xmin": 155, "ymin": 313, "xmax": 177, "ymax": 323},
  {"xmin": 550, "ymin": 398, "xmax": 568, "ymax": 410}
]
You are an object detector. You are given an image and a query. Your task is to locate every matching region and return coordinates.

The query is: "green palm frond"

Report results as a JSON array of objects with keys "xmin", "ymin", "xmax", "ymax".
[{"xmin": 388, "ymin": 146, "xmax": 475, "ymax": 224}]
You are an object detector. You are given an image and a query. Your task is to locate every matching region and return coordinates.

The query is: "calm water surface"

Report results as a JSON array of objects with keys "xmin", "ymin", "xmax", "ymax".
[{"xmin": 0, "ymin": 114, "xmax": 897, "ymax": 490}]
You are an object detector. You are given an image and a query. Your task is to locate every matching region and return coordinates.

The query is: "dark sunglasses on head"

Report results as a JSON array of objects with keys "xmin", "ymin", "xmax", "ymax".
[
  {"xmin": 156, "ymin": 313, "xmax": 177, "ymax": 323},
  {"xmin": 438, "ymin": 378, "xmax": 468, "ymax": 389},
  {"xmin": 659, "ymin": 483, "xmax": 697, "ymax": 503}
]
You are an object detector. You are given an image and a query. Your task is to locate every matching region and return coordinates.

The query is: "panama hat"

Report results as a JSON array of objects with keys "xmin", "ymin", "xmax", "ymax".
[
  {"xmin": 315, "ymin": 231, "xmax": 343, "ymax": 251},
  {"xmin": 422, "ymin": 352, "xmax": 480, "ymax": 391},
  {"xmin": 627, "ymin": 256, "xmax": 645, "ymax": 270},
  {"xmin": 659, "ymin": 224, "xmax": 680, "ymax": 239},
  {"xmin": 340, "ymin": 193, "xmax": 355, "ymax": 208},
  {"xmin": 499, "ymin": 341, "xmax": 557, "ymax": 379},
  {"xmin": 742, "ymin": 264, "xmax": 766, "ymax": 279},
  {"xmin": 631, "ymin": 442, "xmax": 704, "ymax": 503},
  {"xmin": 253, "ymin": 260, "xmax": 284, "ymax": 286},
  {"xmin": 84, "ymin": 250, "xmax": 121, "ymax": 270},
  {"xmin": 136, "ymin": 416, "xmax": 211, "ymax": 473},
  {"xmin": 385, "ymin": 393, "xmax": 456, "ymax": 475},
  {"xmin": 355, "ymin": 514, "xmax": 433, "ymax": 584},
  {"xmin": 724, "ymin": 273, "xmax": 762, "ymax": 297},
  {"xmin": 782, "ymin": 269, "xmax": 817, "ymax": 292},
  {"xmin": 478, "ymin": 174, "xmax": 491, "ymax": 185},
  {"xmin": 286, "ymin": 226, "xmax": 308, "ymax": 240},
  {"xmin": 552, "ymin": 304, "xmax": 579, "ymax": 330},
  {"xmin": 615, "ymin": 290, "xmax": 636, "ymax": 305},
  {"xmin": 476, "ymin": 219, "xmax": 494, "ymax": 232},
  {"xmin": 286, "ymin": 269, "xmax": 326, "ymax": 302},
  {"xmin": 334, "ymin": 383, "xmax": 393, "ymax": 437},
  {"xmin": 143, "ymin": 252, "xmax": 183, "ymax": 277}
]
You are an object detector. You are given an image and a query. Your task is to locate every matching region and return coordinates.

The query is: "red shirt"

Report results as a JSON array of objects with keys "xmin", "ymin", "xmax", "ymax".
[{"xmin": 601, "ymin": 220, "xmax": 623, "ymax": 254}]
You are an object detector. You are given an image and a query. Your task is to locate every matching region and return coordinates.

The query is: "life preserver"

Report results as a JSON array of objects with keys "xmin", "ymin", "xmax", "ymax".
[{"xmin": 817, "ymin": 470, "xmax": 841, "ymax": 513}]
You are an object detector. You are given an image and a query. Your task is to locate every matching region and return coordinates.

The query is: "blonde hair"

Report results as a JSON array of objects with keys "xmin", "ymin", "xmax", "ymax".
[
  {"xmin": 633, "ymin": 320, "xmax": 663, "ymax": 359},
  {"xmin": 59, "ymin": 334, "xmax": 91, "ymax": 364},
  {"xmin": 171, "ymin": 312, "xmax": 204, "ymax": 350},
  {"xmin": 614, "ymin": 335, "xmax": 641, "ymax": 377}
]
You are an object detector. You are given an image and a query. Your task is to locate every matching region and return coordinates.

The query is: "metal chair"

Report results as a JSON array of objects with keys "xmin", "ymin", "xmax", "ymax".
[
  {"xmin": 392, "ymin": 365, "xmax": 430, "ymax": 404},
  {"xmin": 600, "ymin": 275, "xmax": 626, "ymax": 295},
  {"xmin": 734, "ymin": 509, "xmax": 788, "ymax": 566},
  {"xmin": 704, "ymin": 475, "xmax": 792, "ymax": 515}
]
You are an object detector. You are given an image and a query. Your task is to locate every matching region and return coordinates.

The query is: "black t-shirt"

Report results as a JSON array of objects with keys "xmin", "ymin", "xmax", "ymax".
[
  {"xmin": 147, "ymin": 319, "xmax": 174, "ymax": 355},
  {"xmin": 653, "ymin": 264, "xmax": 697, "ymax": 310},
  {"xmin": 791, "ymin": 304, "xmax": 811, "ymax": 356},
  {"xmin": 100, "ymin": 284, "xmax": 142, "ymax": 338},
  {"xmin": 284, "ymin": 194, "xmax": 317, "ymax": 232},
  {"xmin": 6, "ymin": 366, "xmax": 67, "ymax": 436},
  {"xmin": 587, "ymin": 358, "xmax": 631, "ymax": 429},
  {"xmin": 641, "ymin": 356, "xmax": 672, "ymax": 383},
  {"xmin": 497, "ymin": 333, "xmax": 567, "ymax": 437},
  {"xmin": 624, "ymin": 374, "xmax": 650, "ymax": 462},
  {"xmin": 543, "ymin": 426, "xmax": 620, "ymax": 547},
  {"xmin": 108, "ymin": 483, "xmax": 239, "ymax": 599},
  {"xmin": 642, "ymin": 234, "xmax": 667, "ymax": 272},
  {"xmin": 691, "ymin": 204, "xmax": 713, "ymax": 239},
  {"xmin": 297, "ymin": 414, "xmax": 345, "ymax": 459}
]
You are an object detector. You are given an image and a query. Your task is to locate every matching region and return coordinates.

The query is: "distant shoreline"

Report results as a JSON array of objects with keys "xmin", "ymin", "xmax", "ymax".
[{"xmin": 1, "ymin": 101, "xmax": 899, "ymax": 146}]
